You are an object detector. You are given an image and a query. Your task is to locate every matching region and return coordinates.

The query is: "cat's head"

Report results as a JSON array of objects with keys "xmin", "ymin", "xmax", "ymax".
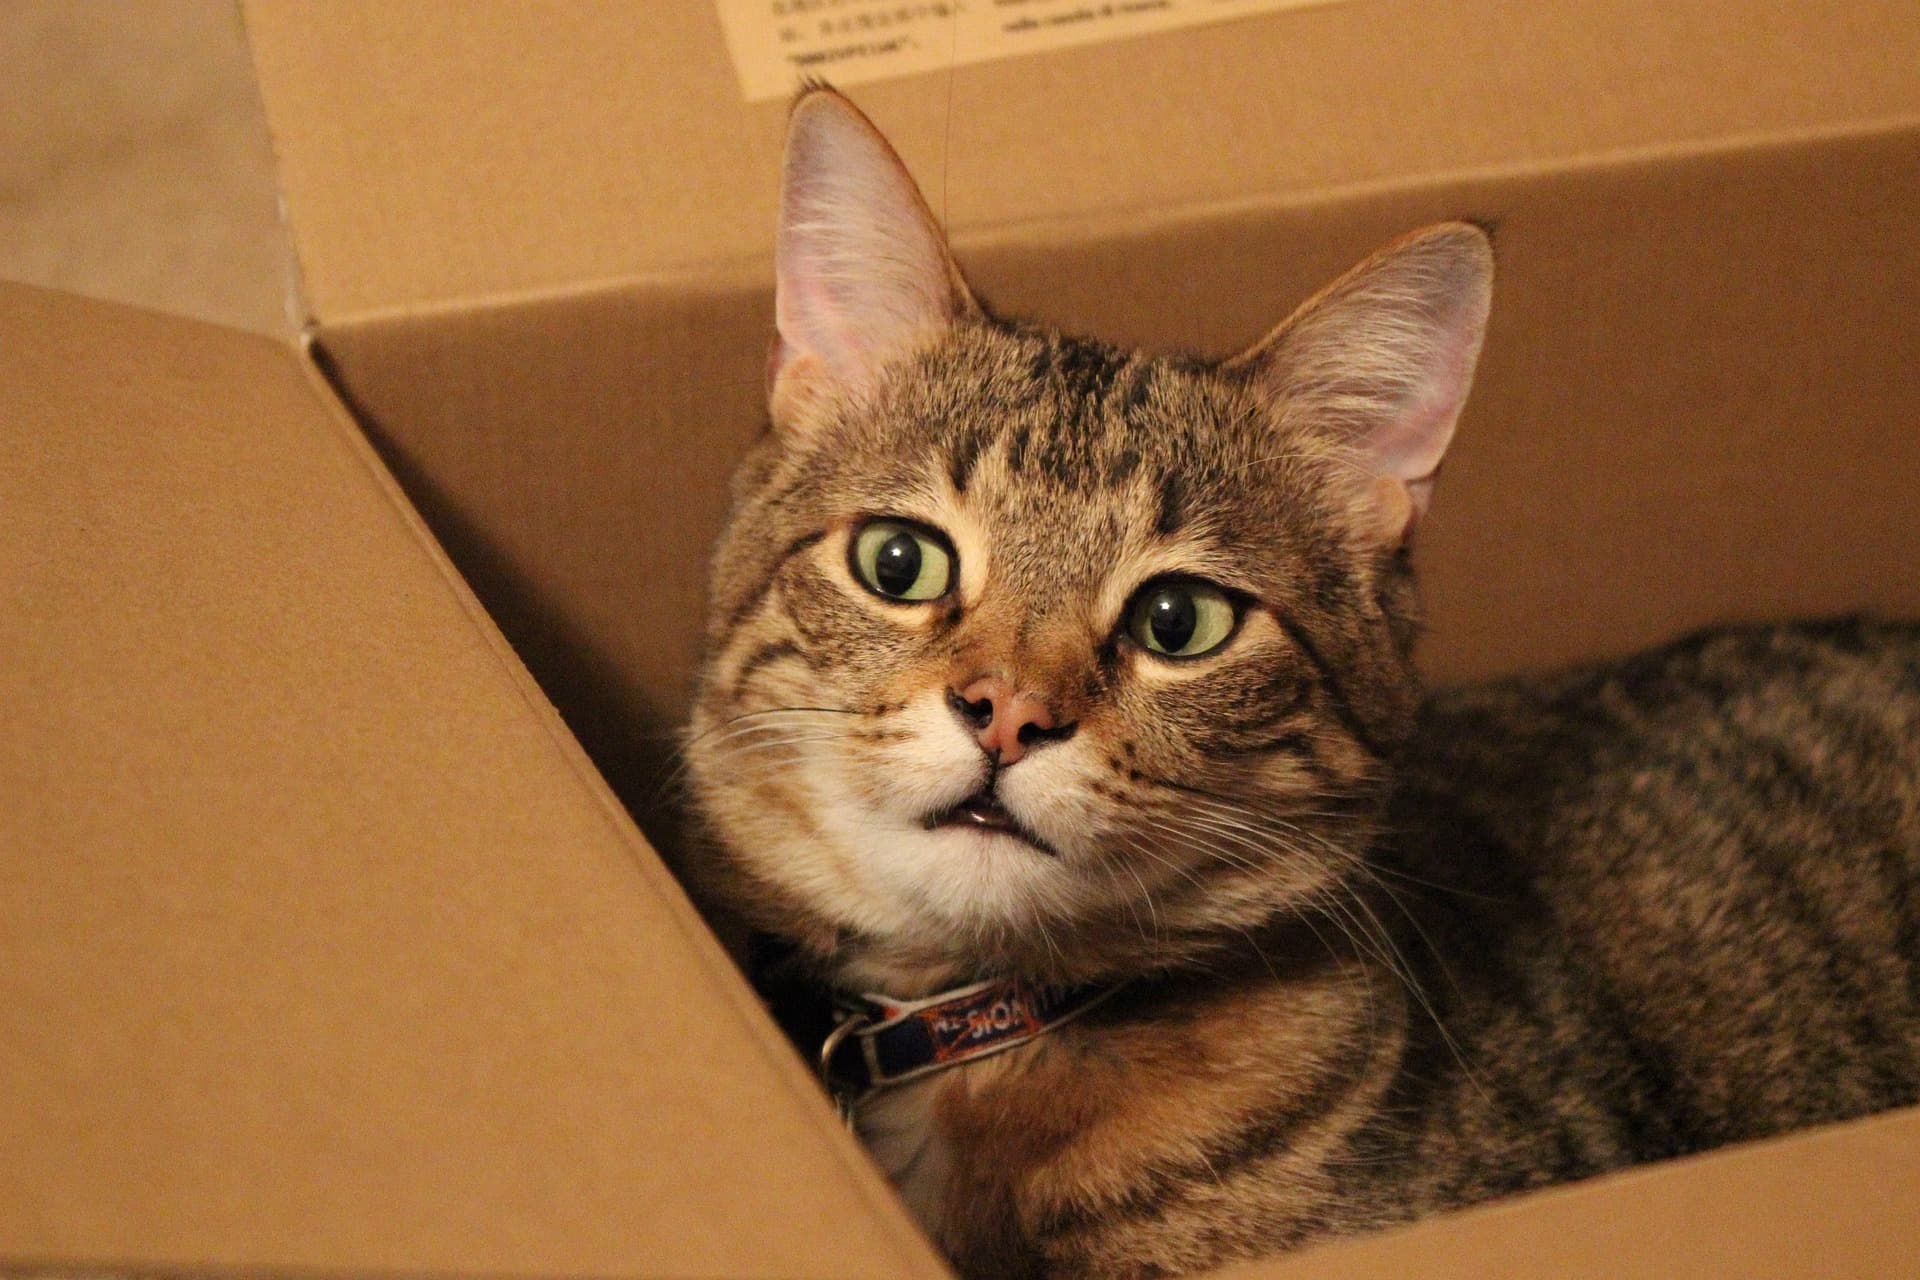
[{"xmin": 684, "ymin": 89, "xmax": 1491, "ymax": 995}]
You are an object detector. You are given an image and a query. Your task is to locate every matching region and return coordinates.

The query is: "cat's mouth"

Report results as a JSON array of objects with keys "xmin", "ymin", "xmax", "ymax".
[{"xmin": 924, "ymin": 790, "xmax": 1058, "ymax": 857}]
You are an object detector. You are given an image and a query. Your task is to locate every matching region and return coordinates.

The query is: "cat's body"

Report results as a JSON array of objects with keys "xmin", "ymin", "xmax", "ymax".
[
  {"xmin": 846, "ymin": 618, "xmax": 1920, "ymax": 1278},
  {"xmin": 681, "ymin": 88, "xmax": 1920, "ymax": 1278}
]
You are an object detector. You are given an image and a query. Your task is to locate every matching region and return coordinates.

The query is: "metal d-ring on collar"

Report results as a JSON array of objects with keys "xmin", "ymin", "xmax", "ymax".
[{"xmin": 818, "ymin": 1007, "xmax": 872, "ymax": 1128}]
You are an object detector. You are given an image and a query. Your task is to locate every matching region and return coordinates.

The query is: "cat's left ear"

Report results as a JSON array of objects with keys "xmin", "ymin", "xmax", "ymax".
[
  {"xmin": 769, "ymin": 88, "xmax": 978, "ymax": 432},
  {"xmin": 1227, "ymin": 223, "xmax": 1493, "ymax": 545}
]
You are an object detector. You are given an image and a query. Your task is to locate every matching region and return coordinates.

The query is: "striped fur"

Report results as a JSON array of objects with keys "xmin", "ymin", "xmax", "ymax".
[{"xmin": 678, "ymin": 90, "xmax": 1920, "ymax": 1278}]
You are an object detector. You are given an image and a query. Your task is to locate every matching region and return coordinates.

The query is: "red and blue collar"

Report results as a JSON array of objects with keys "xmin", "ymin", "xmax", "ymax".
[{"xmin": 819, "ymin": 976, "xmax": 1123, "ymax": 1099}]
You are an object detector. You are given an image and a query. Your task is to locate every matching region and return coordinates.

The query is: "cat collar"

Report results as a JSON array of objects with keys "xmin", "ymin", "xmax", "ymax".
[{"xmin": 818, "ymin": 977, "xmax": 1122, "ymax": 1107}]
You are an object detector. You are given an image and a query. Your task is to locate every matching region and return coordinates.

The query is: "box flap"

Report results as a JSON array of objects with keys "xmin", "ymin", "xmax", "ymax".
[
  {"xmin": 0, "ymin": 284, "xmax": 945, "ymax": 1279},
  {"xmin": 1204, "ymin": 1105, "xmax": 1920, "ymax": 1279},
  {"xmin": 243, "ymin": 0, "xmax": 1920, "ymax": 325}
]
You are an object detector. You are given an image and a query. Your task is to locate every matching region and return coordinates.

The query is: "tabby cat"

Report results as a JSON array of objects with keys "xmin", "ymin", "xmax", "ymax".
[{"xmin": 680, "ymin": 87, "xmax": 1920, "ymax": 1279}]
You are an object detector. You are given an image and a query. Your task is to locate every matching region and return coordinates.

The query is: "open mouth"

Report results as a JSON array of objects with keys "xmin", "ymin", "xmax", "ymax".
[{"xmin": 924, "ymin": 790, "xmax": 1058, "ymax": 856}]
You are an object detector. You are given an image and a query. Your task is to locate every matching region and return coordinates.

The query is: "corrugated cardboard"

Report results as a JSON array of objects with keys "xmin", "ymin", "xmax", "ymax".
[
  {"xmin": 0, "ymin": 283, "xmax": 944, "ymax": 1280},
  {"xmin": 1219, "ymin": 1107, "xmax": 1920, "ymax": 1279},
  {"xmin": 5, "ymin": 1, "xmax": 1918, "ymax": 1276}
]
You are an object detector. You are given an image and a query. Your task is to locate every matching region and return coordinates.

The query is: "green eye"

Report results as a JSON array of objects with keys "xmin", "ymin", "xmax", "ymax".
[
  {"xmin": 1127, "ymin": 580, "xmax": 1237, "ymax": 658},
  {"xmin": 851, "ymin": 519, "xmax": 955, "ymax": 602}
]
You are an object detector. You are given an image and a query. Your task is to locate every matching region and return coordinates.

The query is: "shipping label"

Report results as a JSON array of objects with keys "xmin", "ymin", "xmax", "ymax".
[{"xmin": 715, "ymin": 0, "xmax": 1347, "ymax": 101}]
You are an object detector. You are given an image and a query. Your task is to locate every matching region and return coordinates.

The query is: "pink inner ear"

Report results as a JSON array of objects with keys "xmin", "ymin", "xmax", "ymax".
[
  {"xmin": 774, "ymin": 243, "xmax": 944, "ymax": 395},
  {"xmin": 773, "ymin": 170, "xmax": 856, "ymax": 376},
  {"xmin": 1371, "ymin": 319, "xmax": 1480, "ymax": 485},
  {"xmin": 771, "ymin": 94, "xmax": 961, "ymax": 408},
  {"xmin": 773, "ymin": 232, "xmax": 857, "ymax": 380}
]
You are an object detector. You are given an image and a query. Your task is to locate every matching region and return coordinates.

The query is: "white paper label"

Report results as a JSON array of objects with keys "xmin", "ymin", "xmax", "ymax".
[{"xmin": 714, "ymin": 0, "xmax": 1347, "ymax": 102}]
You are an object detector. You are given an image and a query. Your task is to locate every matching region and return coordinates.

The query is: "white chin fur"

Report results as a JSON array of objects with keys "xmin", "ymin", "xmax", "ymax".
[
  {"xmin": 815, "ymin": 692, "xmax": 1078, "ymax": 939},
  {"xmin": 704, "ymin": 686, "xmax": 1154, "ymax": 970},
  {"xmin": 719, "ymin": 690, "xmax": 1108, "ymax": 953}
]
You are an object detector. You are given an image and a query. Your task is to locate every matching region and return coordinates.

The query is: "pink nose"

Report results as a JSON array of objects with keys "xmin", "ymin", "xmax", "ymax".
[{"xmin": 952, "ymin": 676, "xmax": 1069, "ymax": 766}]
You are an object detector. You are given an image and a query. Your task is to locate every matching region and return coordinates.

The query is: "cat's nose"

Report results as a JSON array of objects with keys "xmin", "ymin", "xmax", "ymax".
[{"xmin": 950, "ymin": 676, "xmax": 1076, "ymax": 766}]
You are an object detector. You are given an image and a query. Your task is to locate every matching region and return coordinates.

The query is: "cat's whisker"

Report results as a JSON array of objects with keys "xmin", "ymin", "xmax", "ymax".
[
  {"xmin": 655, "ymin": 724, "xmax": 848, "ymax": 793},
  {"xmin": 1228, "ymin": 924, "xmax": 1285, "ymax": 987},
  {"xmin": 1303, "ymin": 873, "xmax": 1486, "ymax": 1104},
  {"xmin": 1218, "ymin": 804, "xmax": 1480, "ymax": 1026},
  {"xmin": 1086, "ymin": 840, "xmax": 1164, "ymax": 950},
  {"xmin": 1032, "ymin": 912, "xmax": 1068, "ymax": 981},
  {"xmin": 651, "ymin": 704, "xmax": 862, "ymax": 803},
  {"xmin": 668, "ymin": 708, "xmax": 858, "ymax": 763},
  {"xmin": 664, "ymin": 729, "xmax": 852, "ymax": 796},
  {"xmin": 1112, "ymin": 832, "xmax": 1214, "ymax": 901},
  {"xmin": 714, "ymin": 731, "xmax": 847, "ymax": 752},
  {"xmin": 1128, "ymin": 825, "xmax": 1267, "ymax": 886},
  {"xmin": 1214, "ymin": 833, "xmax": 1417, "ymax": 1005},
  {"xmin": 681, "ymin": 703, "xmax": 862, "ymax": 751},
  {"xmin": 1176, "ymin": 810, "xmax": 1305, "ymax": 864},
  {"xmin": 1176, "ymin": 809, "xmax": 1369, "ymax": 906},
  {"xmin": 1161, "ymin": 821, "xmax": 1390, "ymax": 1025},
  {"xmin": 707, "ymin": 732, "xmax": 849, "ymax": 762},
  {"xmin": 1115, "ymin": 819, "xmax": 1395, "ymax": 1064},
  {"xmin": 1144, "ymin": 793, "xmax": 1424, "ymax": 1056},
  {"xmin": 1175, "ymin": 794, "xmax": 1489, "ymax": 1074},
  {"xmin": 1222, "ymin": 448, "xmax": 1320, "ymax": 478},
  {"xmin": 1170, "ymin": 815, "xmax": 1325, "ymax": 891},
  {"xmin": 1365, "ymin": 860, "xmax": 1509, "ymax": 904},
  {"xmin": 1304, "ymin": 883, "xmax": 1394, "ymax": 1031},
  {"xmin": 1166, "ymin": 827, "xmax": 1267, "ymax": 877},
  {"xmin": 1335, "ymin": 857, "xmax": 1472, "ymax": 1001}
]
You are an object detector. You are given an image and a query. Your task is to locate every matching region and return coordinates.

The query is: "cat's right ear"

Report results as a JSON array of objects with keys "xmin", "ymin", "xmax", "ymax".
[{"xmin": 769, "ymin": 88, "xmax": 976, "ymax": 432}]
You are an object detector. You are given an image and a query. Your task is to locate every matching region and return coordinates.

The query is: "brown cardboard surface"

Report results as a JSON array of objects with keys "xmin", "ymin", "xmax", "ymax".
[
  {"xmin": 1208, "ymin": 1105, "xmax": 1920, "ymax": 1279},
  {"xmin": 0, "ymin": 284, "xmax": 945, "ymax": 1279},
  {"xmin": 245, "ymin": 0, "xmax": 1920, "ymax": 324}
]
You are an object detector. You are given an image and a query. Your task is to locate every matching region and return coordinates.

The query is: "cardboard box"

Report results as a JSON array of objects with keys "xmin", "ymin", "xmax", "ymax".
[{"xmin": 5, "ymin": 2, "xmax": 1917, "ymax": 1276}]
